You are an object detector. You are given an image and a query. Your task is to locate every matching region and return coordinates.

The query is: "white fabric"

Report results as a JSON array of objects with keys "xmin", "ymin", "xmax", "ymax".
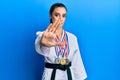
[{"xmin": 35, "ymin": 31, "xmax": 87, "ymax": 80}]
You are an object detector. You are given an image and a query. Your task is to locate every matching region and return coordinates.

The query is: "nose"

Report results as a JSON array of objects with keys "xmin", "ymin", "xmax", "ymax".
[
  {"xmin": 59, "ymin": 15, "xmax": 62, "ymax": 20},
  {"xmin": 59, "ymin": 18, "xmax": 63, "ymax": 23}
]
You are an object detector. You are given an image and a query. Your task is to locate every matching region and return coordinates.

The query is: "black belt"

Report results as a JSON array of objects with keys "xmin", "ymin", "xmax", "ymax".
[{"xmin": 45, "ymin": 62, "xmax": 72, "ymax": 80}]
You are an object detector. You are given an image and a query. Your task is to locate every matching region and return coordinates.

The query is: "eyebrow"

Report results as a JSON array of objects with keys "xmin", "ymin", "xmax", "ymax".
[{"xmin": 54, "ymin": 12, "xmax": 66, "ymax": 15}]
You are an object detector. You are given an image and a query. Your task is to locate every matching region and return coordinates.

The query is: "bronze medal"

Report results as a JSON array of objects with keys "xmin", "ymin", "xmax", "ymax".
[
  {"xmin": 60, "ymin": 58, "xmax": 66, "ymax": 65},
  {"xmin": 66, "ymin": 59, "xmax": 70, "ymax": 64}
]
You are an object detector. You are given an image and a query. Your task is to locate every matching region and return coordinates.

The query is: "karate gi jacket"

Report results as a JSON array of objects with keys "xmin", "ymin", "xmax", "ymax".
[{"xmin": 35, "ymin": 31, "xmax": 87, "ymax": 80}]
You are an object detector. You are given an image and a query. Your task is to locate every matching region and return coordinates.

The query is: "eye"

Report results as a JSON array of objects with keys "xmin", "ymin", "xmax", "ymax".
[
  {"xmin": 55, "ymin": 13, "xmax": 59, "ymax": 17},
  {"xmin": 62, "ymin": 14, "xmax": 66, "ymax": 18}
]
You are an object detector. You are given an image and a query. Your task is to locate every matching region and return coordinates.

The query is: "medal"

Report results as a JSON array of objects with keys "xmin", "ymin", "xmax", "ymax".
[
  {"xmin": 55, "ymin": 58, "xmax": 60, "ymax": 64},
  {"xmin": 55, "ymin": 31, "xmax": 70, "ymax": 65},
  {"xmin": 60, "ymin": 58, "xmax": 66, "ymax": 65},
  {"xmin": 66, "ymin": 59, "xmax": 70, "ymax": 64}
]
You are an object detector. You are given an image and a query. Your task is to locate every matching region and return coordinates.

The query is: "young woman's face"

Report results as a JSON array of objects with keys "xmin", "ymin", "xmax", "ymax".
[{"xmin": 50, "ymin": 7, "xmax": 66, "ymax": 27}]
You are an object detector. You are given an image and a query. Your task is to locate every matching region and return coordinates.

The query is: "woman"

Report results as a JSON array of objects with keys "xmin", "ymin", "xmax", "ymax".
[{"xmin": 35, "ymin": 3, "xmax": 87, "ymax": 80}]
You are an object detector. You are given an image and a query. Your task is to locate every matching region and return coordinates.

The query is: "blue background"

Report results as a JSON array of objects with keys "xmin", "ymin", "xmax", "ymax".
[{"xmin": 0, "ymin": 0, "xmax": 120, "ymax": 80}]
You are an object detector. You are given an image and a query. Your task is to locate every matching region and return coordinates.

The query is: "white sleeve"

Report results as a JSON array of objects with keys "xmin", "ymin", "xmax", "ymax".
[
  {"xmin": 35, "ymin": 31, "xmax": 50, "ymax": 57},
  {"xmin": 72, "ymin": 37, "xmax": 87, "ymax": 80}
]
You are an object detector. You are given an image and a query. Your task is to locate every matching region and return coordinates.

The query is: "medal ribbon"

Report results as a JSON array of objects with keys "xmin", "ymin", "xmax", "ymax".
[{"xmin": 55, "ymin": 31, "xmax": 69, "ymax": 58}]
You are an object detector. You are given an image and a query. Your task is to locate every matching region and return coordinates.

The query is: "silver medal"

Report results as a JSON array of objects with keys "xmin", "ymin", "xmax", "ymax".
[{"xmin": 55, "ymin": 58, "xmax": 60, "ymax": 64}]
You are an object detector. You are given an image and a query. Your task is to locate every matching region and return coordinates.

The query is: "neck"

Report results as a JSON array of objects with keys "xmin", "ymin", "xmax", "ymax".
[{"xmin": 55, "ymin": 27, "xmax": 63, "ymax": 40}]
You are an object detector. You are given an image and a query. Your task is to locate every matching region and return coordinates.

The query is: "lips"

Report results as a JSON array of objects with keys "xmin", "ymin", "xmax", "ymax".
[{"xmin": 60, "ymin": 21, "xmax": 64, "ymax": 24}]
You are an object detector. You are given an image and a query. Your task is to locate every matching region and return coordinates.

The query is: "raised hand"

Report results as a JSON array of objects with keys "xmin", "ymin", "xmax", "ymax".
[{"xmin": 40, "ymin": 20, "xmax": 64, "ymax": 47}]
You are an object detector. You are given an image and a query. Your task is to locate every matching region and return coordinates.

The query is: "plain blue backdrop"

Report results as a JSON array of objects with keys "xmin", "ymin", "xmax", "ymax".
[{"xmin": 0, "ymin": 0, "xmax": 120, "ymax": 80}]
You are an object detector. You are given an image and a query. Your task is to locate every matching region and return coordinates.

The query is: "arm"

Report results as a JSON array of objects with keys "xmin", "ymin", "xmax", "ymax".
[{"xmin": 72, "ymin": 37, "xmax": 87, "ymax": 80}]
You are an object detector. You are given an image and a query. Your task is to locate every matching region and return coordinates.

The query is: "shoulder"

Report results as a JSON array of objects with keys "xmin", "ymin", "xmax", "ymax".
[{"xmin": 66, "ymin": 31, "xmax": 77, "ymax": 40}]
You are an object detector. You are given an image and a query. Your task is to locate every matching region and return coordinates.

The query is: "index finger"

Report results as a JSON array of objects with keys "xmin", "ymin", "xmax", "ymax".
[{"xmin": 50, "ymin": 20, "xmax": 60, "ymax": 32}]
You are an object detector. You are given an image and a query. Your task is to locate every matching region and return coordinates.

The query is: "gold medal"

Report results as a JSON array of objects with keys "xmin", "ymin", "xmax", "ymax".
[{"xmin": 60, "ymin": 58, "xmax": 66, "ymax": 65}]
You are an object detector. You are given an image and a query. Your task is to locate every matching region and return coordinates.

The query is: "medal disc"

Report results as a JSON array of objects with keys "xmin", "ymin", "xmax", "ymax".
[
  {"xmin": 55, "ymin": 58, "xmax": 60, "ymax": 64},
  {"xmin": 60, "ymin": 58, "xmax": 66, "ymax": 65},
  {"xmin": 66, "ymin": 59, "xmax": 70, "ymax": 64}
]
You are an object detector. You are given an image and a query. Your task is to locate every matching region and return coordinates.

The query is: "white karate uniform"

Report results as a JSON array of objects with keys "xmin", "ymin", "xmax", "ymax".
[{"xmin": 35, "ymin": 30, "xmax": 87, "ymax": 80}]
